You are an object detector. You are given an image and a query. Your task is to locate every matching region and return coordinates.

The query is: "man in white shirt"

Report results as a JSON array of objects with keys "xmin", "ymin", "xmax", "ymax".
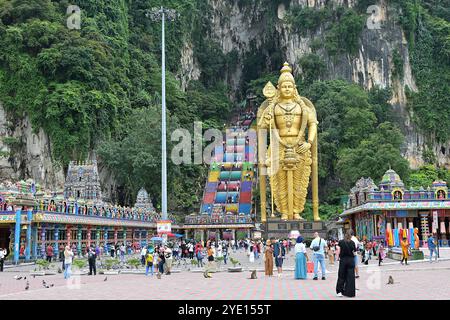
[
  {"xmin": 351, "ymin": 232, "xmax": 360, "ymax": 278},
  {"xmin": 188, "ymin": 242, "xmax": 194, "ymax": 259},
  {"xmin": 309, "ymin": 232, "xmax": 327, "ymax": 280},
  {"xmin": 0, "ymin": 248, "xmax": 7, "ymax": 272},
  {"xmin": 140, "ymin": 246, "xmax": 147, "ymax": 266}
]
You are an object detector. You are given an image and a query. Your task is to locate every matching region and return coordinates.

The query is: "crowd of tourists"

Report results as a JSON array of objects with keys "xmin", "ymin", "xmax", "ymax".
[
  {"xmin": 140, "ymin": 244, "xmax": 175, "ymax": 276},
  {"xmin": 243, "ymin": 230, "xmax": 440, "ymax": 298},
  {"xmin": 7, "ymin": 229, "xmax": 440, "ymax": 299}
]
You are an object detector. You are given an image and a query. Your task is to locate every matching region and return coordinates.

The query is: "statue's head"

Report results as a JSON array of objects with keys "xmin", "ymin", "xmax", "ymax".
[{"xmin": 277, "ymin": 62, "xmax": 296, "ymax": 99}]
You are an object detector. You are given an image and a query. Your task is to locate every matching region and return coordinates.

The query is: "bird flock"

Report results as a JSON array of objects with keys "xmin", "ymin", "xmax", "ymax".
[{"xmin": 13, "ymin": 275, "xmax": 54, "ymax": 291}]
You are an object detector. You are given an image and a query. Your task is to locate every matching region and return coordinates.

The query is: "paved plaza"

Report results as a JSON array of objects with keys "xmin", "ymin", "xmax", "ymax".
[{"xmin": 1, "ymin": 248, "xmax": 449, "ymax": 300}]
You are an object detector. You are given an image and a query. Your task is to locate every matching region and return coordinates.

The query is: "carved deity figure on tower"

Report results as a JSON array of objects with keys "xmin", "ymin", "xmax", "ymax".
[{"xmin": 257, "ymin": 62, "xmax": 319, "ymax": 221}]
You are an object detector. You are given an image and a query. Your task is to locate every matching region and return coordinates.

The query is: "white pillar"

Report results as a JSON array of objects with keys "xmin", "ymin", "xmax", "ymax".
[{"xmin": 161, "ymin": 9, "xmax": 167, "ymax": 220}]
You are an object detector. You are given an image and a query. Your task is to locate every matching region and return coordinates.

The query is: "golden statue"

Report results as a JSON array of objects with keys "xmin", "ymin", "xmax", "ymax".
[{"xmin": 257, "ymin": 62, "xmax": 319, "ymax": 221}]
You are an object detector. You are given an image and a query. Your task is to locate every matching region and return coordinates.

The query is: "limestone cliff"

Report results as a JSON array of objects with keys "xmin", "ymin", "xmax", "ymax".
[
  {"xmin": 0, "ymin": 103, "xmax": 65, "ymax": 189},
  {"xmin": 178, "ymin": 0, "xmax": 449, "ymax": 168},
  {"xmin": 1, "ymin": 0, "xmax": 448, "ymax": 193},
  {"xmin": 0, "ymin": 103, "xmax": 116, "ymax": 200}
]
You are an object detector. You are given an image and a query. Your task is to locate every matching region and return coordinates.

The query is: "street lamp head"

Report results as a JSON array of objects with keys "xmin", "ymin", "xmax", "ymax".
[
  {"xmin": 164, "ymin": 9, "xmax": 179, "ymax": 21},
  {"xmin": 145, "ymin": 7, "xmax": 178, "ymax": 22},
  {"xmin": 145, "ymin": 8, "xmax": 161, "ymax": 21}
]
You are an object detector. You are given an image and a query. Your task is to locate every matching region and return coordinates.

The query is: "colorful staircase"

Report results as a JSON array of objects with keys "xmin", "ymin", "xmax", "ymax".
[{"xmin": 199, "ymin": 119, "xmax": 257, "ymax": 219}]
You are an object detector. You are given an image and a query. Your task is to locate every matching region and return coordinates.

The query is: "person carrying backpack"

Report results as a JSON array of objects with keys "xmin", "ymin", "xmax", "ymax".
[{"xmin": 309, "ymin": 232, "xmax": 327, "ymax": 280}]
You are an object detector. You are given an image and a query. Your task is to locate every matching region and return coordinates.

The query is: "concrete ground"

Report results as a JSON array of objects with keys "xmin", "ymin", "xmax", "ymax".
[{"xmin": 1, "ymin": 247, "xmax": 449, "ymax": 300}]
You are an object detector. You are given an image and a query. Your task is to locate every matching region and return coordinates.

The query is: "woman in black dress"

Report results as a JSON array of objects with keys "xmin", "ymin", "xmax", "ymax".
[{"xmin": 336, "ymin": 230, "xmax": 357, "ymax": 297}]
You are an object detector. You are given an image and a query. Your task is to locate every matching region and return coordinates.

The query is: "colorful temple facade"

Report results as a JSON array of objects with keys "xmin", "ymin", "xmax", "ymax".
[
  {"xmin": 0, "ymin": 161, "xmax": 179, "ymax": 263},
  {"xmin": 340, "ymin": 169, "xmax": 450, "ymax": 247}
]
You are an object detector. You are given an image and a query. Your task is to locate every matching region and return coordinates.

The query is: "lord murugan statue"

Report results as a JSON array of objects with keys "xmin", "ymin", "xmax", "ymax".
[{"xmin": 257, "ymin": 62, "xmax": 319, "ymax": 221}]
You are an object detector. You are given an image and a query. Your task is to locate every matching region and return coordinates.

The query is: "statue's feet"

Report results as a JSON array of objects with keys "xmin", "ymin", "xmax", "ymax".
[
  {"xmin": 294, "ymin": 214, "xmax": 304, "ymax": 220},
  {"xmin": 281, "ymin": 214, "xmax": 288, "ymax": 220}
]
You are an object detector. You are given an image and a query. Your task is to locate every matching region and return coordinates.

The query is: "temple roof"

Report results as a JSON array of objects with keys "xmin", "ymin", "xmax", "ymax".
[
  {"xmin": 341, "ymin": 200, "xmax": 450, "ymax": 216},
  {"xmin": 350, "ymin": 177, "xmax": 378, "ymax": 194},
  {"xmin": 379, "ymin": 169, "xmax": 404, "ymax": 190},
  {"xmin": 135, "ymin": 187, "xmax": 155, "ymax": 210}
]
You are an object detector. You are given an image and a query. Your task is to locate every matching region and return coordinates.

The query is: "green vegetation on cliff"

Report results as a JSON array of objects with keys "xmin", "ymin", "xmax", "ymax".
[
  {"xmin": 0, "ymin": 0, "xmax": 232, "ymax": 213},
  {"xmin": 0, "ymin": 0, "xmax": 448, "ymax": 218},
  {"xmin": 286, "ymin": 4, "xmax": 365, "ymax": 56},
  {"xmin": 394, "ymin": 0, "xmax": 450, "ymax": 144},
  {"xmin": 286, "ymin": 0, "xmax": 450, "ymax": 146}
]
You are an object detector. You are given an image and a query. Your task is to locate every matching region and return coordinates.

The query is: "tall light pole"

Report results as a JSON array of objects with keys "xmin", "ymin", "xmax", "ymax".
[{"xmin": 146, "ymin": 7, "xmax": 178, "ymax": 221}]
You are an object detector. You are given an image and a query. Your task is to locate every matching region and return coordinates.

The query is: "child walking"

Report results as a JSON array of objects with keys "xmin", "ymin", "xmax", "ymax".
[{"xmin": 378, "ymin": 241, "xmax": 386, "ymax": 266}]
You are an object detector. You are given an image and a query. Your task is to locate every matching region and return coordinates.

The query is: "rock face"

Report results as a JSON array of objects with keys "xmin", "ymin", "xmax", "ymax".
[
  {"xmin": 180, "ymin": 0, "xmax": 448, "ymax": 168},
  {"xmin": 178, "ymin": 41, "xmax": 201, "ymax": 91},
  {"xmin": 1, "ymin": 0, "xmax": 449, "ymax": 190},
  {"xmin": 0, "ymin": 103, "xmax": 65, "ymax": 189}
]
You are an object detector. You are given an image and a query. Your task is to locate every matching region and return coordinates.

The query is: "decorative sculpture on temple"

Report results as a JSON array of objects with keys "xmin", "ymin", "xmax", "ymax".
[
  {"xmin": 257, "ymin": 62, "xmax": 319, "ymax": 221},
  {"xmin": 414, "ymin": 227, "xmax": 420, "ymax": 249}
]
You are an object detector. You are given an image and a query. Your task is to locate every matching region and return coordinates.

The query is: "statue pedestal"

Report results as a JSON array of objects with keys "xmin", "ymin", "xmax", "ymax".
[{"xmin": 262, "ymin": 217, "xmax": 326, "ymax": 240}]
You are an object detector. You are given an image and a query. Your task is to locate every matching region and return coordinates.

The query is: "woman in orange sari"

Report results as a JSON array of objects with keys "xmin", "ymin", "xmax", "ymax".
[
  {"xmin": 400, "ymin": 237, "xmax": 409, "ymax": 265},
  {"xmin": 264, "ymin": 240, "xmax": 274, "ymax": 276}
]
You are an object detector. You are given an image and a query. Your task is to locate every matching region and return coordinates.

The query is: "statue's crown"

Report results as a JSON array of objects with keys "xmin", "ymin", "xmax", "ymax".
[{"xmin": 278, "ymin": 62, "xmax": 295, "ymax": 85}]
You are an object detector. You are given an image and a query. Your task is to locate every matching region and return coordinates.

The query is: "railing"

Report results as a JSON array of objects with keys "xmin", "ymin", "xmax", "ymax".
[
  {"xmin": 184, "ymin": 215, "xmax": 253, "ymax": 225},
  {"xmin": 367, "ymin": 191, "xmax": 441, "ymax": 201},
  {"xmin": 345, "ymin": 197, "xmax": 449, "ymax": 210},
  {"xmin": 36, "ymin": 210, "xmax": 162, "ymax": 222},
  {"xmin": 0, "ymin": 210, "xmax": 175, "ymax": 224}
]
